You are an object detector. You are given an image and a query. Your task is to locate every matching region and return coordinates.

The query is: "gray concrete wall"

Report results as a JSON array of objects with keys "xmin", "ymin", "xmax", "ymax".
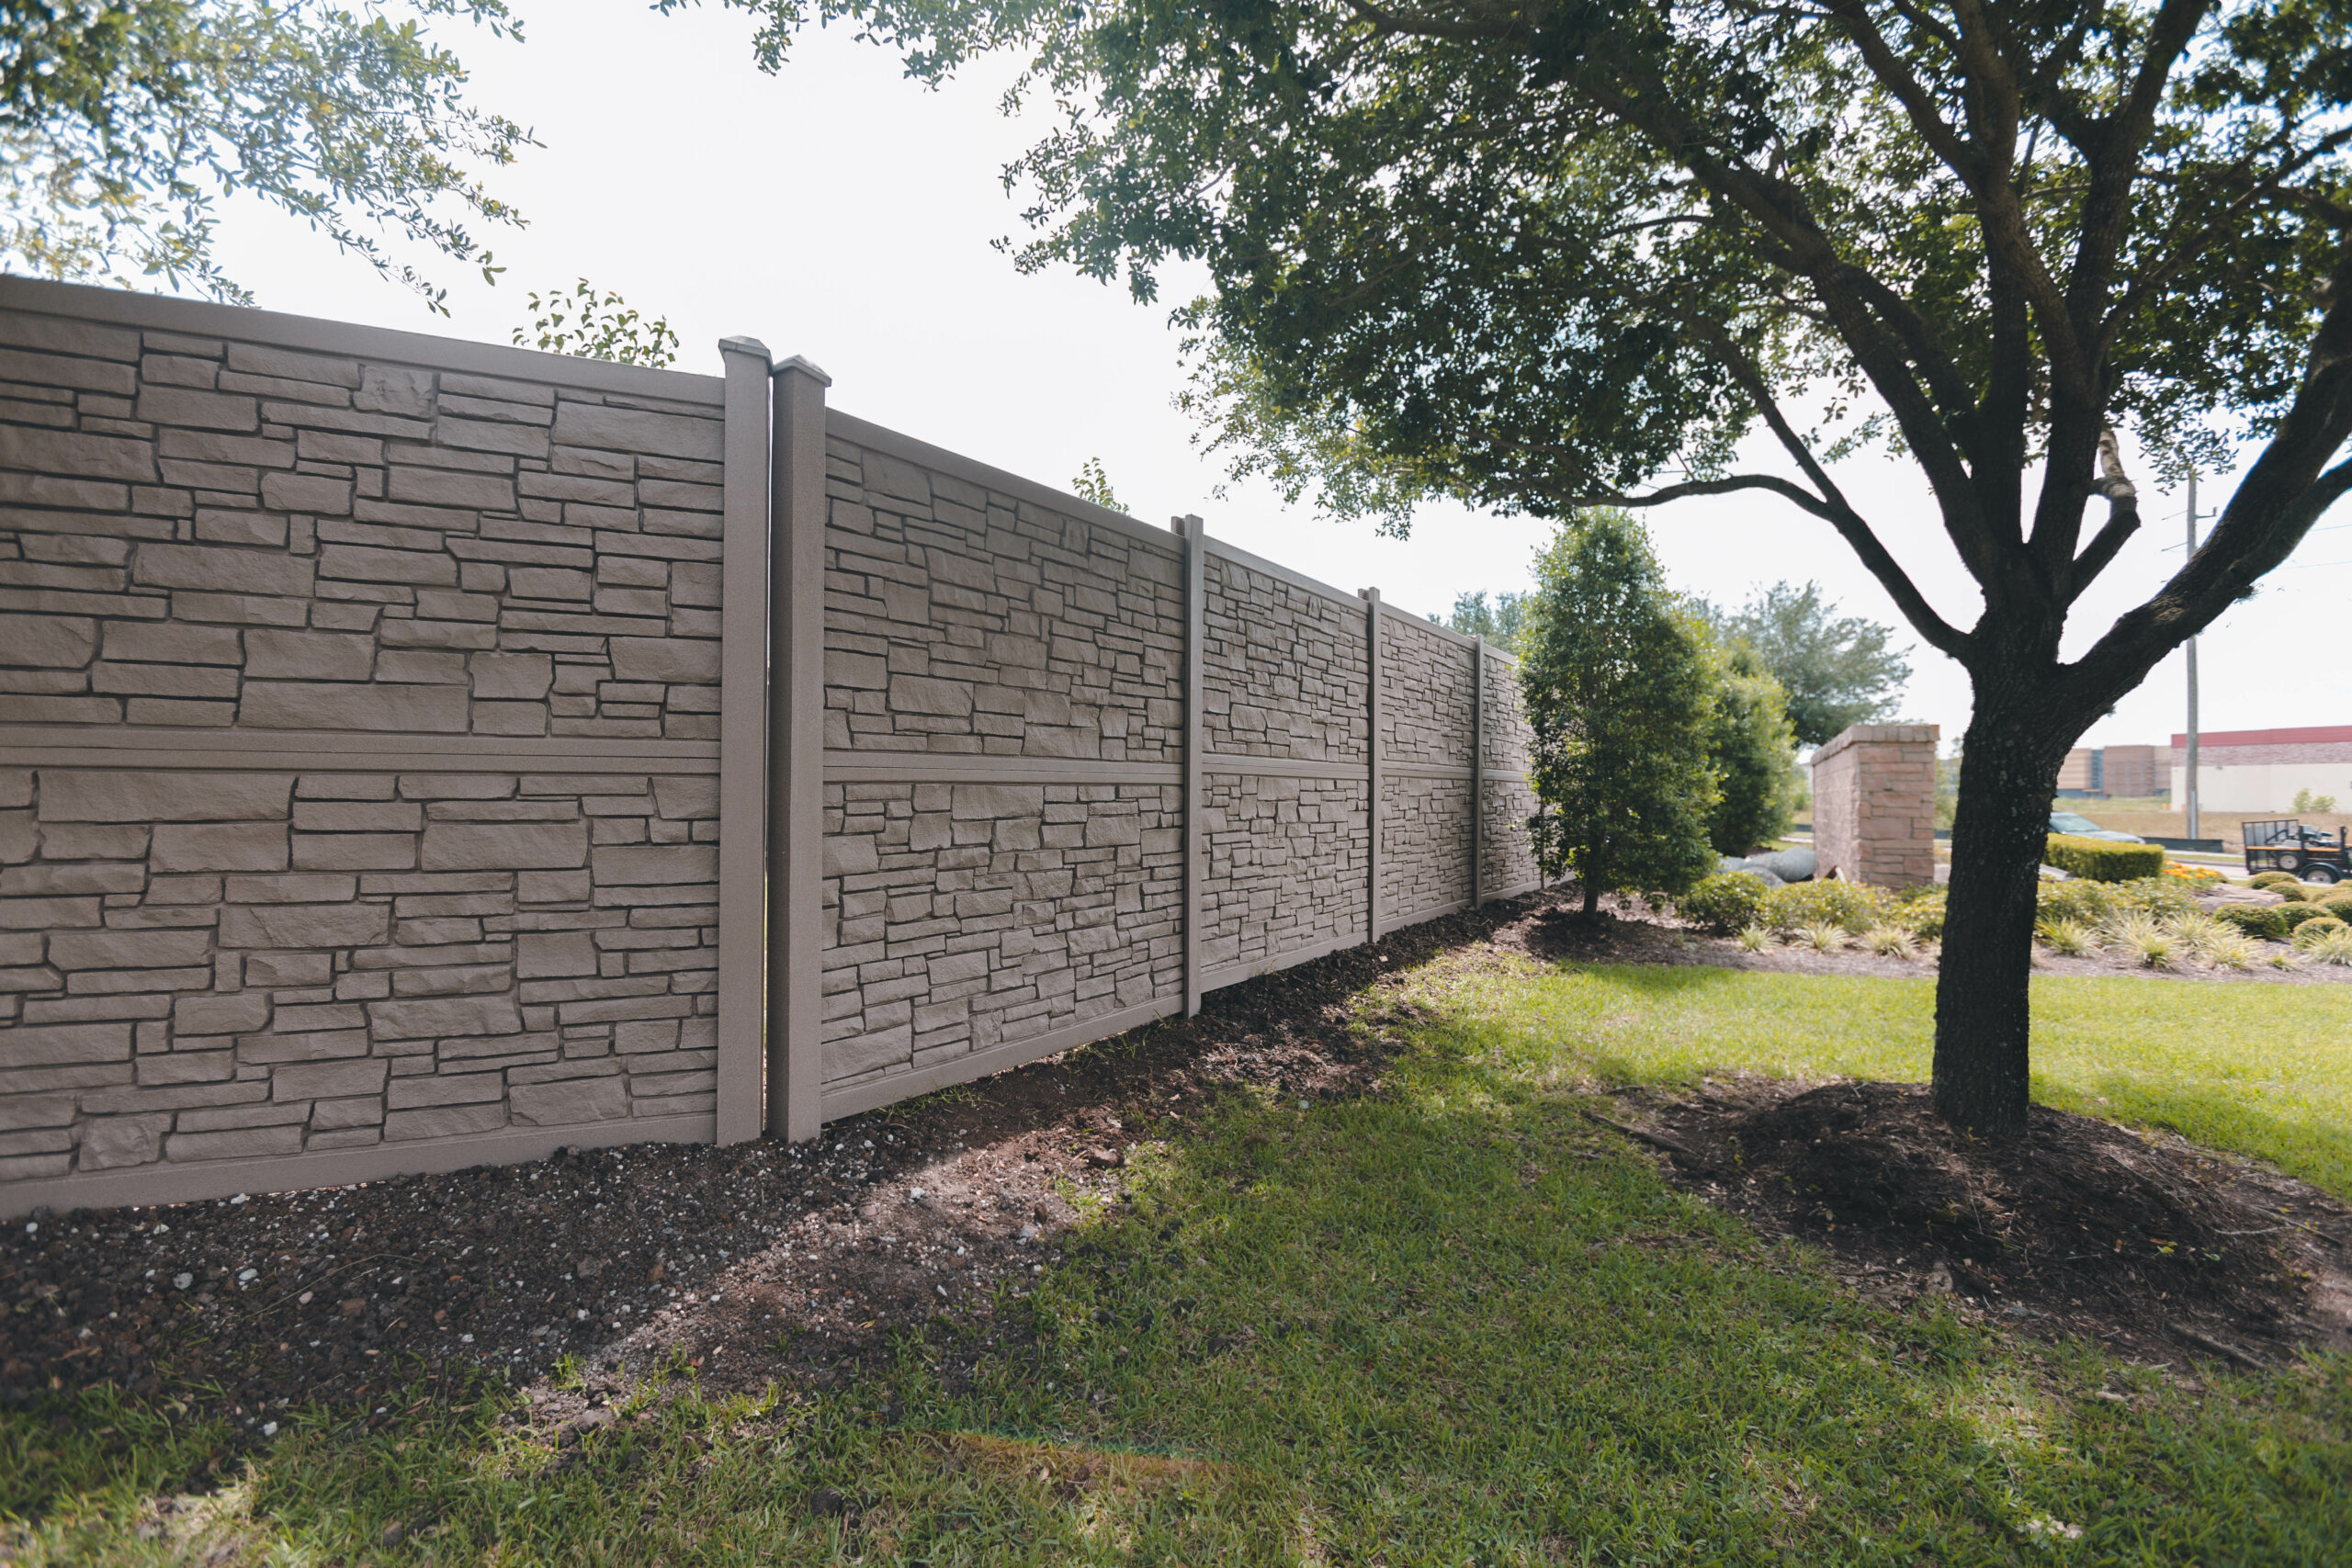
[{"xmin": 0, "ymin": 278, "xmax": 765, "ymax": 1214}]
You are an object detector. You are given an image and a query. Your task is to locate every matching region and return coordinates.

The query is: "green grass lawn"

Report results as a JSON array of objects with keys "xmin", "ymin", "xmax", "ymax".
[
  {"xmin": 5, "ymin": 960, "xmax": 2348, "ymax": 1564},
  {"xmin": 1449, "ymin": 964, "xmax": 2352, "ymax": 1200}
]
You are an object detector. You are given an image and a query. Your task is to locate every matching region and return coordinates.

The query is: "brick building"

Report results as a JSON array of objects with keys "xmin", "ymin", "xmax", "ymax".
[{"xmin": 2056, "ymin": 743, "xmax": 2165, "ymax": 798}]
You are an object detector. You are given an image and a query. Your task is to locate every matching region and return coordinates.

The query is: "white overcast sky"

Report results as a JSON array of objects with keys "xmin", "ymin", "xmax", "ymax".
[{"xmin": 193, "ymin": 0, "xmax": 2350, "ymax": 758}]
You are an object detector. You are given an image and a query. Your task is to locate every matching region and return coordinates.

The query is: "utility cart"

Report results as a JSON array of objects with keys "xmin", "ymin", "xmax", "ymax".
[{"xmin": 2242, "ymin": 818, "xmax": 2352, "ymax": 885}]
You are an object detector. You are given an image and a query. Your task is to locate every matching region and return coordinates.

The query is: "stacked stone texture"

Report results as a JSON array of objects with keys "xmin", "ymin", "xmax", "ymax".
[
  {"xmin": 1377, "ymin": 615, "xmax": 1476, "ymax": 922},
  {"xmin": 820, "ymin": 437, "xmax": 1187, "ymax": 1093},
  {"xmin": 1478, "ymin": 650, "xmax": 1542, "ymax": 898},
  {"xmin": 1810, "ymin": 723, "xmax": 1939, "ymax": 888},
  {"xmin": 0, "ymin": 304, "xmax": 725, "ymax": 1184},
  {"xmin": 1200, "ymin": 555, "xmax": 1367, "ymax": 761},
  {"xmin": 1198, "ymin": 553, "xmax": 1370, "ymax": 974},
  {"xmin": 822, "ymin": 444, "xmax": 1183, "ymax": 760}
]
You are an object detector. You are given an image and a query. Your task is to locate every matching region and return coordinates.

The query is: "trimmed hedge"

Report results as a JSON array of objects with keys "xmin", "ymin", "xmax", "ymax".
[
  {"xmin": 2278, "ymin": 901, "xmax": 2340, "ymax": 932},
  {"xmin": 2213, "ymin": 904, "xmax": 2290, "ymax": 942},
  {"xmin": 2043, "ymin": 833, "xmax": 2167, "ymax": 882},
  {"xmin": 2323, "ymin": 889, "xmax": 2352, "ymax": 919},
  {"xmin": 2249, "ymin": 871, "xmax": 2300, "ymax": 891},
  {"xmin": 1678, "ymin": 872, "xmax": 1770, "ymax": 934},
  {"xmin": 2292, "ymin": 915, "xmax": 2349, "ymax": 949}
]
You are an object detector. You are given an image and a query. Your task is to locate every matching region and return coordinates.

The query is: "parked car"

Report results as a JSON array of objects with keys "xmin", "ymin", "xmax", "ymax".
[{"xmin": 2048, "ymin": 810, "xmax": 2145, "ymax": 843}]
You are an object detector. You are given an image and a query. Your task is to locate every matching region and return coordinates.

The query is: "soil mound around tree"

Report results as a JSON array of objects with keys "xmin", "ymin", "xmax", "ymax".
[{"xmin": 1623, "ymin": 1078, "xmax": 2352, "ymax": 1367}]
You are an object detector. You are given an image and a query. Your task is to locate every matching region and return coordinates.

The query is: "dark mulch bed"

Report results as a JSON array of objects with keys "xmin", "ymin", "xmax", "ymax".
[
  {"xmin": 1614, "ymin": 1077, "xmax": 2352, "ymax": 1370},
  {"xmin": 0, "ymin": 896, "xmax": 1489, "ymax": 1435}
]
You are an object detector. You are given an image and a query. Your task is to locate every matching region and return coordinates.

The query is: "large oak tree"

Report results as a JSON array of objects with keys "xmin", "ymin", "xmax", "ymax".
[{"xmin": 700, "ymin": 0, "xmax": 2352, "ymax": 1134}]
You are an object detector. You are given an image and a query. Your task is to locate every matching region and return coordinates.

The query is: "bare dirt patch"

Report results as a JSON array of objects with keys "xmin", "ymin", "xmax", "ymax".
[{"xmin": 1608, "ymin": 1077, "xmax": 2352, "ymax": 1369}]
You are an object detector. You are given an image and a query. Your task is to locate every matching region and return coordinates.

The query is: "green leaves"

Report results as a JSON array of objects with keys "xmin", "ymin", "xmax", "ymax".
[
  {"xmin": 1519, "ymin": 510, "xmax": 1722, "ymax": 904},
  {"xmin": 1, "ymin": 1, "xmax": 533, "ymax": 310},
  {"xmin": 511, "ymin": 280, "xmax": 681, "ymax": 369}
]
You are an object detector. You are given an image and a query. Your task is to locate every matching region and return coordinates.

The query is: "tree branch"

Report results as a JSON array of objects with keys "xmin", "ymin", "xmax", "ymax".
[{"xmin": 2064, "ymin": 426, "xmax": 2141, "ymax": 602}]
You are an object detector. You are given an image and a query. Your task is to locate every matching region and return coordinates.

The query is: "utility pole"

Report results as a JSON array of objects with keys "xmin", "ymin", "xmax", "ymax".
[{"xmin": 2185, "ymin": 468, "xmax": 2201, "ymax": 840}]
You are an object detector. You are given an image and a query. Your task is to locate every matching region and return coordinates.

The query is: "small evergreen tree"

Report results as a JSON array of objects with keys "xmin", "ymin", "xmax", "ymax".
[
  {"xmin": 1520, "ymin": 512, "xmax": 1719, "ymax": 916},
  {"xmin": 1703, "ymin": 643, "xmax": 1797, "ymax": 855}
]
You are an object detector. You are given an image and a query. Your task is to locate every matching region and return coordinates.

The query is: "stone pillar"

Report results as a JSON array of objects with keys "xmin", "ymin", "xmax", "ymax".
[
  {"xmin": 1811, "ymin": 722, "xmax": 1939, "ymax": 887},
  {"xmin": 767, "ymin": 356, "xmax": 831, "ymax": 1142},
  {"xmin": 715, "ymin": 338, "xmax": 773, "ymax": 1145}
]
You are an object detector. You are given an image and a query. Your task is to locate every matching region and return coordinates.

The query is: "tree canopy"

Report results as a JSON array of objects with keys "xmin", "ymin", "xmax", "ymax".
[
  {"xmin": 1702, "ymin": 641, "xmax": 1800, "ymax": 853},
  {"xmin": 1696, "ymin": 581, "xmax": 1912, "ymax": 748},
  {"xmin": 1442, "ymin": 589, "xmax": 1529, "ymax": 653},
  {"xmin": 3, "ymin": 1, "xmax": 530, "ymax": 310}
]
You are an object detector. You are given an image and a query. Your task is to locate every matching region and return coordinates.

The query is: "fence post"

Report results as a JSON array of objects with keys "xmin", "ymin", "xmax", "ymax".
[
  {"xmin": 1470, "ymin": 635, "xmax": 1485, "ymax": 909},
  {"xmin": 715, "ymin": 338, "xmax": 773, "ymax": 1145},
  {"xmin": 1363, "ymin": 587, "xmax": 1383, "ymax": 943},
  {"xmin": 768, "ymin": 356, "xmax": 831, "ymax": 1143},
  {"xmin": 1176, "ymin": 514, "xmax": 1206, "ymax": 1016}
]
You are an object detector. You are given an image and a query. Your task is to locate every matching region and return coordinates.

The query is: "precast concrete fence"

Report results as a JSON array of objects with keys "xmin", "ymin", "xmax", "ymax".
[{"xmin": 0, "ymin": 277, "xmax": 1540, "ymax": 1216}]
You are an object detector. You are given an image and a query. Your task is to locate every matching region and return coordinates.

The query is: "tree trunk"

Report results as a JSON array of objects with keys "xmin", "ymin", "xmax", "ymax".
[{"xmin": 1931, "ymin": 703, "xmax": 2073, "ymax": 1136}]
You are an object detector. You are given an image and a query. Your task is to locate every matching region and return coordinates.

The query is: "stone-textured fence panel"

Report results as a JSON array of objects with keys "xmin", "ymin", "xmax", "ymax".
[
  {"xmin": 2, "ymin": 278, "xmax": 1544, "ymax": 1215},
  {"xmin": 0, "ymin": 278, "xmax": 766, "ymax": 1214}
]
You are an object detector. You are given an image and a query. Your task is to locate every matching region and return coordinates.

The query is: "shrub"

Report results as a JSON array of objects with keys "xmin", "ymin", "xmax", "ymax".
[
  {"xmin": 2272, "ymin": 882, "xmax": 2310, "ymax": 901},
  {"xmin": 1735, "ymin": 924, "xmax": 1770, "ymax": 953},
  {"xmin": 2110, "ymin": 876, "xmax": 2196, "ymax": 920},
  {"xmin": 2166, "ymin": 912, "xmax": 2232, "ymax": 961},
  {"xmin": 2036, "ymin": 879, "xmax": 2117, "ymax": 928},
  {"xmin": 2290, "ymin": 914, "xmax": 2348, "ymax": 949},
  {"xmin": 1761, "ymin": 879, "xmax": 1890, "ymax": 934},
  {"xmin": 2103, "ymin": 911, "xmax": 2175, "ymax": 967},
  {"xmin": 2278, "ymin": 901, "xmax": 2339, "ymax": 933},
  {"xmin": 2205, "ymin": 932, "xmax": 2263, "ymax": 970},
  {"xmin": 2248, "ymin": 871, "xmax": 2299, "ymax": 891},
  {"xmin": 1861, "ymin": 925, "xmax": 1917, "ymax": 958},
  {"xmin": 2212, "ymin": 903, "xmax": 2289, "ymax": 942},
  {"xmin": 2322, "ymin": 889, "xmax": 2352, "ymax": 919},
  {"xmin": 1797, "ymin": 920, "xmax": 1848, "ymax": 952},
  {"xmin": 1891, "ymin": 886, "xmax": 1946, "ymax": 941},
  {"xmin": 1677, "ymin": 871, "xmax": 1770, "ymax": 934},
  {"xmin": 2043, "ymin": 833, "xmax": 2167, "ymax": 881},
  {"xmin": 2035, "ymin": 917, "xmax": 2095, "ymax": 956},
  {"xmin": 2304, "ymin": 928, "xmax": 2352, "ymax": 966}
]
